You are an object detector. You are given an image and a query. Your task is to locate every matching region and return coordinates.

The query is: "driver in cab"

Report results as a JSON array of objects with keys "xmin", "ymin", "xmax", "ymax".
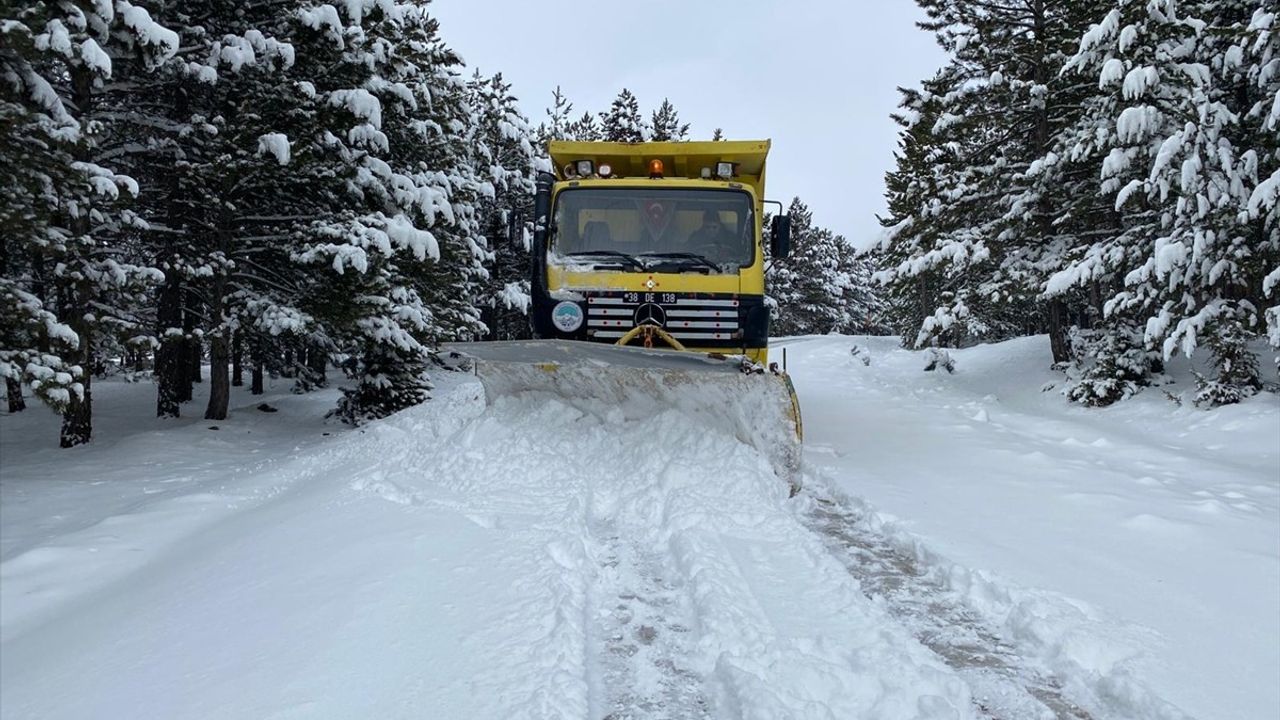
[{"xmin": 687, "ymin": 210, "xmax": 736, "ymax": 263}]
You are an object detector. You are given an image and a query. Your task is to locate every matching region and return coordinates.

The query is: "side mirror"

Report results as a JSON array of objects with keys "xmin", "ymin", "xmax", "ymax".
[{"xmin": 770, "ymin": 215, "xmax": 792, "ymax": 259}]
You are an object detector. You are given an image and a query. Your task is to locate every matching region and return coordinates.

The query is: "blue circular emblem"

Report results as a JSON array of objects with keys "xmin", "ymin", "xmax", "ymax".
[{"xmin": 552, "ymin": 301, "xmax": 584, "ymax": 332}]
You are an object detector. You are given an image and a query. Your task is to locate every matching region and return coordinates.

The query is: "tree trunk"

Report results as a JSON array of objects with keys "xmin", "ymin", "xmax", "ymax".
[
  {"xmin": 1, "ymin": 223, "xmax": 28, "ymax": 415},
  {"xmin": 203, "ymin": 203, "xmax": 232, "ymax": 420},
  {"xmin": 185, "ymin": 288, "xmax": 202, "ymax": 387},
  {"xmin": 1031, "ymin": 0, "xmax": 1072, "ymax": 368},
  {"xmin": 1089, "ymin": 281, "xmax": 1104, "ymax": 328},
  {"xmin": 1048, "ymin": 299, "xmax": 1071, "ymax": 364},
  {"xmin": 231, "ymin": 331, "xmax": 243, "ymax": 386},
  {"xmin": 205, "ymin": 329, "xmax": 230, "ymax": 420},
  {"xmin": 203, "ymin": 284, "xmax": 228, "ymax": 420},
  {"xmin": 190, "ymin": 336, "xmax": 203, "ymax": 383},
  {"xmin": 252, "ymin": 361, "xmax": 264, "ymax": 395},
  {"xmin": 60, "ymin": 65, "xmax": 93, "ymax": 448},
  {"xmin": 176, "ymin": 341, "xmax": 193, "ymax": 401},
  {"xmin": 307, "ymin": 345, "xmax": 327, "ymax": 387},
  {"xmin": 178, "ymin": 293, "xmax": 195, "ymax": 402},
  {"xmin": 6, "ymin": 377, "xmax": 26, "ymax": 413},
  {"xmin": 282, "ymin": 348, "xmax": 295, "ymax": 377},
  {"xmin": 156, "ymin": 84, "xmax": 188, "ymax": 413},
  {"xmin": 156, "ymin": 271, "xmax": 183, "ymax": 417},
  {"xmin": 60, "ymin": 312, "xmax": 93, "ymax": 447}
]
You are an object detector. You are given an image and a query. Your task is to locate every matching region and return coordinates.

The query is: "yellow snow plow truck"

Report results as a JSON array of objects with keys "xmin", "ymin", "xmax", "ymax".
[{"xmin": 449, "ymin": 140, "xmax": 802, "ymax": 484}]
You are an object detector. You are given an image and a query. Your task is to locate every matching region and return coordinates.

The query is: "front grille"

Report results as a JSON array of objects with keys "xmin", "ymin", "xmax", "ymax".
[{"xmin": 584, "ymin": 292, "xmax": 744, "ymax": 345}]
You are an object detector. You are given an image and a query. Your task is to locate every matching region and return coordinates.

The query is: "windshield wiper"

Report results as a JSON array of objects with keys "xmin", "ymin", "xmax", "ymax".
[
  {"xmin": 565, "ymin": 251, "xmax": 646, "ymax": 272},
  {"xmin": 638, "ymin": 252, "xmax": 721, "ymax": 272}
]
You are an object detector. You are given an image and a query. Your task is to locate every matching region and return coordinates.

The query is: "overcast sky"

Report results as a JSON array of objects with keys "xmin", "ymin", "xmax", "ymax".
[{"xmin": 431, "ymin": 1, "xmax": 947, "ymax": 249}]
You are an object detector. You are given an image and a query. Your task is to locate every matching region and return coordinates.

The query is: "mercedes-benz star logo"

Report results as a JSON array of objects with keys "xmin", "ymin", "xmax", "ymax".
[{"xmin": 634, "ymin": 303, "xmax": 667, "ymax": 328}]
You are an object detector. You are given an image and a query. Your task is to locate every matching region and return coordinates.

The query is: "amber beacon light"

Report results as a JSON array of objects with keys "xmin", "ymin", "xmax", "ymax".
[{"xmin": 648, "ymin": 158, "xmax": 664, "ymax": 178}]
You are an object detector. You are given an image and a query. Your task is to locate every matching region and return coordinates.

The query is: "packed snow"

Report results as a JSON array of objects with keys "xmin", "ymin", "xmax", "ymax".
[{"xmin": 1, "ymin": 336, "xmax": 1276, "ymax": 720}]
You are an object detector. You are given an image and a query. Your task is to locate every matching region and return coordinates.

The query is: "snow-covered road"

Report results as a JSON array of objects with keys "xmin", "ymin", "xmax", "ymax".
[
  {"xmin": 0, "ymin": 373, "xmax": 970, "ymax": 719},
  {"xmin": 1, "ymin": 336, "xmax": 1276, "ymax": 719}
]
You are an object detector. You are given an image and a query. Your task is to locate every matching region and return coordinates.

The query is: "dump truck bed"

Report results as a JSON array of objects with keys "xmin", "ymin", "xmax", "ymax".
[{"xmin": 548, "ymin": 139, "xmax": 770, "ymax": 204}]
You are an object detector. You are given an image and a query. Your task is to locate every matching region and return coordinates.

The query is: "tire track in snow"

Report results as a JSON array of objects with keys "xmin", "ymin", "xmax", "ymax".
[
  {"xmin": 354, "ymin": 379, "xmax": 974, "ymax": 718},
  {"xmin": 802, "ymin": 486, "xmax": 1094, "ymax": 720},
  {"xmin": 587, "ymin": 518, "xmax": 712, "ymax": 720},
  {"xmin": 415, "ymin": 388, "xmax": 716, "ymax": 719},
  {"xmin": 567, "ymin": 404, "xmax": 974, "ymax": 720},
  {"xmin": 574, "ymin": 418, "xmax": 720, "ymax": 719}
]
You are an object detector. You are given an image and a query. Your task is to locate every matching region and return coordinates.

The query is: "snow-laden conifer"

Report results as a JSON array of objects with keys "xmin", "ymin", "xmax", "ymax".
[
  {"xmin": 1, "ymin": 0, "xmax": 176, "ymax": 444},
  {"xmin": 649, "ymin": 99, "xmax": 689, "ymax": 141},
  {"xmin": 468, "ymin": 71, "xmax": 538, "ymax": 341},
  {"xmin": 599, "ymin": 88, "xmax": 647, "ymax": 143},
  {"xmin": 1052, "ymin": 0, "xmax": 1278, "ymax": 404},
  {"xmin": 770, "ymin": 199, "xmax": 885, "ymax": 336}
]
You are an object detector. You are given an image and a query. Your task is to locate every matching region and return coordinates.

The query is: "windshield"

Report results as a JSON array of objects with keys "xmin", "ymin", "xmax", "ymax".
[{"xmin": 550, "ymin": 187, "xmax": 755, "ymax": 270}]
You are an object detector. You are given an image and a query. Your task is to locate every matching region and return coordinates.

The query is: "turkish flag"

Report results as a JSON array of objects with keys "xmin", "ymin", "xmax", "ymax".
[{"xmin": 640, "ymin": 199, "xmax": 673, "ymax": 239}]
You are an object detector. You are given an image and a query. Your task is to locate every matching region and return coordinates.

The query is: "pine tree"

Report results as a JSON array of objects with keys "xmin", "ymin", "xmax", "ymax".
[
  {"xmin": 566, "ymin": 110, "xmax": 600, "ymax": 141},
  {"xmin": 1, "ymin": 8, "xmax": 79, "ymax": 414},
  {"xmin": 285, "ymin": 1, "xmax": 499, "ymax": 422},
  {"xmin": 876, "ymin": 83, "xmax": 955, "ymax": 345},
  {"xmin": 649, "ymin": 98, "xmax": 689, "ymax": 141},
  {"xmin": 468, "ymin": 71, "xmax": 537, "ymax": 341},
  {"xmin": 881, "ymin": 0, "xmax": 1114, "ymax": 355},
  {"xmin": 770, "ymin": 198, "xmax": 884, "ymax": 336},
  {"xmin": 1252, "ymin": 5, "xmax": 1280, "ymax": 367},
  {"xmin": 1238, "ymin": 2, "xmax": 1279, "ymax": 378},
  {"xmin": 121, "ymin": 1, "xmax": 303, "ymax": 421},
  {"xmin": 876, "ymin": 76, "xmax": 1022, "ymax": 348},
  {"xmin": 1052, "ymin": 0, "xmax": 1278, "ymax": 404},
  {"xmin": 1, "ymin": 0, "xmax": 177, "ymax": 445},
  {"xmin": 1064, "ymin": 325, "xmax": 1155, "ymax": 406},
  {"xmin": 598, "ymin": 88, "xmax": 646, "ymax": 143},
  {"xmin": 882, "ymin": 0, "xmax": 1277, "ymax": 406},
  {"xmin": 537, "ymin": 85, "xmax": 574, "ymax": 144},
  {"xmin": 836, "ymin": 241, "xmax": 888, "ymax": 334}
]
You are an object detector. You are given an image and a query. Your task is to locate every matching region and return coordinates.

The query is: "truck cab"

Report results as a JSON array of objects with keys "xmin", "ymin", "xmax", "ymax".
[{"xmin": 529, "ymin": 140, "xmax": 791, "ymax": 365}]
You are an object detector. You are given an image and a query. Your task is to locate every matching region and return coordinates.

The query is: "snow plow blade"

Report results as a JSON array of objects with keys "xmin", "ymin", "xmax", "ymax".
[{"xmin": 442, "ymin": 340, "xmax": 803, "ymax": 488}]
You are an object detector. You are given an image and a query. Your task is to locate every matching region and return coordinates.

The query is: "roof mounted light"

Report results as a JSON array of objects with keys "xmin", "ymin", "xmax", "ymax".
[
  {"xmin": 575, "ymin": 159, "xmax": 595, "ymax": 177},
  {"xmin": 648, "ymin": 159, "xmax": 664, "ymax": 179},
  {"xmin": 715, "ymin": 161, "xmax": 735, "ymax": 179},
  {"xmin": 598, "ymin": 163, "xmax": 613, "ymax": 178},
  {"xmin": 562, "ymin": 162, "xmax": 577, "ymax": 178},
  {"xmin": 700, "ymin": 167, "xmax": 712, "ymax": 179}
]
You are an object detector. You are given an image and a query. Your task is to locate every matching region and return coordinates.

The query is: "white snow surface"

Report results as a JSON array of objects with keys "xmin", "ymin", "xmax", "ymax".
[
  {"xmin": 1, "ymin": 336, "xmax": 1276, "ymax": 720},
  {"xmin": 783, "ymin": 336, "xmax": 1279, "ymax": 720}
]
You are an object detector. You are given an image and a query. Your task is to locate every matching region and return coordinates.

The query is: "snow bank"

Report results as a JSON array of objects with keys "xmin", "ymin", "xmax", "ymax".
[{"xmin": 785, "ymin": 334, "xmax": 1278, "ymax": 720}]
